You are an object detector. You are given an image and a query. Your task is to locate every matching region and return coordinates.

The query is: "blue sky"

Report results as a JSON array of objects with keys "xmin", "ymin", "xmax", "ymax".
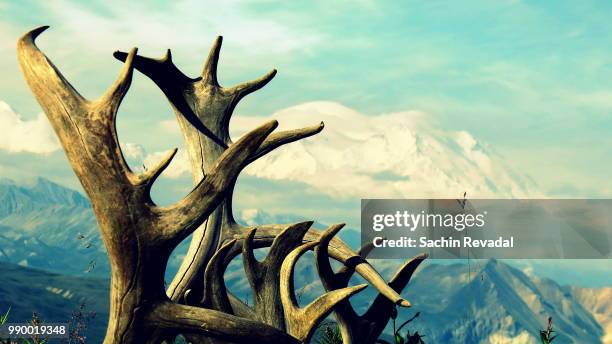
[
  {"xmin": 0, "ymin": 1, "xmax": 610, "ymax": 285},
  {"xmin": 1, "ymin": 0, "xmax": 610, "ymax": 197}
]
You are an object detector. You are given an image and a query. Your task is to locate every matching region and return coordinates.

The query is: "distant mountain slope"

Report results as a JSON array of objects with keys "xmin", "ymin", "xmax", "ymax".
[
  {"xmin": 230, "ymin": 258, "xmax": 606, "ymax": 343},
  {"xmin": 572, "ymin": 287, "xmax": 612, "ymax": 344},
  {"xmin": 0, "ymin": 178, "xmax": 316, "ymax": 277},
  {"xmin": 0, "ymin": 261, "xmax": 108, "ymax": 343},
  {"xmin": 0, "ymin": 177, "xmax": 89, "ymax": 216},
  {"xmin": 0, "ymin": 178, "xmax": 105, "ymax": 275},
  {"xmin": 0, "ymin": 178, "xmax": 609, "ymax": 343},
  {"xmin": 419, "ymin": 259, "xmax": 603, "ymax": 343},
  {"xmin": 1, "ymin": 258, "xmax": 607, "ymax": 343},
  {"xmin": 231, "ymin": 101, "xmax": 539, "ymax": 199}
]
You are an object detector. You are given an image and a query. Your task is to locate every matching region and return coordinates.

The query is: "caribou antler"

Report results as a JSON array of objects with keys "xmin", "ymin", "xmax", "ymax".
[
  {"xmin": 172, "ymin": 224, "xmax": 373, "ymax": 344},
  {"xmin": 114, "ymin": 37, "xmax": 412, "ymax": 314},
  {"xmin": 315, "ymin": 225, "xmax": 428, "ymax": 344},
  {"xmin": 18, "ymin": 24, "xmax": 430, "ymax": 344},
  {"xmin": 114, "ymin": 39, "xmax": 324, "ymax": 306},
  {"xmin": 242, "ymin": 222, "xmax": 314, "ymax": 329},
  {"xmin": 17, "ymin": 26, "xmax": 297, "ymax": 344},
  {"xmin": 280, "ymin": 241, "xmax": 368, "ymax": 342}
]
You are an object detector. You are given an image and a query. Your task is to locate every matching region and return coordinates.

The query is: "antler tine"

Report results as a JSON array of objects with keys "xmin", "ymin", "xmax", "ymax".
[
  {"xmin": 113, "ymin": 49, "xmax": 198, "ymax": 86},
  {"xmin": 99, "ymin": 47, "xmax": 137, "ymax": 116},
  {"xmin": 388, "ymin": 253, "xmax": 428, "ymax": 290},
  {"xmin": 281, "ymin": 240, "xmax": 367, "ymax": 342},
  {"xmin": 266, "ymin": 221, "xmax": 313, "ymax": 266},
  {"xmin": 17, "ymin": 26, "xmax": 86, "ymax": 110},
  {"xmin": 357, "ymin": 241, "xmax": 376, "ymax": 258},
  {"xmin": 364, "ymin": 253, "xmax": 428, "ymax": 319},
  {"xmin": 227, "ymin": 69, "xmax": 277, "ymax": 100},
  {"xmin": 201, "ymin": 36, "xmax": 222, "ymax": 86},
  {"xmin": 315, "ymin": 224, "xmax": 346, "ymax": 290},
  {"xmin": 242, "ymin": 227, "xmax": 263, "ymax": 287},
  {"xmin": 137, "ymin": 148, "xmax": 178, "ymax": 191},
  {"xmin": 250, "ymin": 122, "xmax": 325, "ymax": 162},
  {"xmin": 353, "ymin": 253, "xmax": 428, "ymax": 342},
  {"xmin": 315, "ymin": 224, "xmax": 364, "ymax": 343},
  {"xmin": 201, "ymin": 239, "xmax": 236, "ymax": 313}
]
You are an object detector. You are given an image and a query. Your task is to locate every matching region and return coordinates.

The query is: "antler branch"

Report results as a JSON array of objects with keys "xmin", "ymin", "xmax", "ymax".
[
  {"xmin": 240, "ymin": 222, "xmax": 313, "ymax": 329},
  {"xmin": 201, "ymin": 239, "xmax": 236, "ymax": 313},
  {"xmin": 136, "ymin": 148, "xmax": 178, "ymax": 193},
  {"xmin": 114, "ymin": 38, "xmax": 327, "ymax": 306},
  {"xmin": 111, "ymin": 32, "xmax": 424, "ymax": 343},
  {"xmin": 280, "ymin": 241, "xmax": 367, "ymax": 342},
  {"xmin": 315, "ymin": 225, "xmax": 428, "ymax": 343},
  {"xmin": 17, "ymin": 26, "xmax": 289, "ymax": 344},
  {"xmin": 147, "ymin": 302, "xmax": 299, "ymax": 344},
  {"xmin": 249, "ymin": 122, "xmax": 325, "ymax": 162},
  {"xmin": 155, "ymin": 120, "xmax": 278, "ymax": 244}
]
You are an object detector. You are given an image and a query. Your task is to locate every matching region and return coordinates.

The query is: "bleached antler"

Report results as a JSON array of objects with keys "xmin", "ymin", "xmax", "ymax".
[
  {"xmin": 114, "ymin": 37, "xmax": 412, "ymax": 316},
  {"xmin": 316, "ymin": 225, "xmax": 428, "ymax": 343},
  {"xmin": 17, "ymin": 26, "xmax": 298, "ymax": 344},
  {"xmin": 281, "ymin": 241, "xmax": 367, "ymax": 342}
]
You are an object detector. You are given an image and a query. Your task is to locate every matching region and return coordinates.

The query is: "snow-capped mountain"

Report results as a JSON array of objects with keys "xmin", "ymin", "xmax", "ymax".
[{"xmin": 229, "ymin": 101, "xmax": 540, "ymax": 199}]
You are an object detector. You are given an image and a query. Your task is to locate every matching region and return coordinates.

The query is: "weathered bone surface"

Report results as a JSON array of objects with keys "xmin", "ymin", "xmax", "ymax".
[
  {"xmin": 114, "ymin": 37, "xmax": 413, "ymax": 314},
  {"xmin": 241, "ymin": 223, "xmax": 314, "ymax": 329},
  {"xmin": 280, "ymin": 241, "xmax": 368, "ymax": 342},
  {"xmin": 19, "ymin": 26, "xmax": 427, "ymax": 344},
  {"xmin": 316, "ymin": 225, "xmax": 428, "ymax": 344},
  {"xmin": 17, "ymin": 26, "xmax": 296, "ymax": 344}
]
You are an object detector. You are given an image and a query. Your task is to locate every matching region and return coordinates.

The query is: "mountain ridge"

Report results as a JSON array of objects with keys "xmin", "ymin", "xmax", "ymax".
[
  {"xmin": 1, "ymin": 258, "xmax": 607, "ymax": 343},
  {"xmin": 0, "ymin": 177, "xmax": 609, "ymax": 343}
]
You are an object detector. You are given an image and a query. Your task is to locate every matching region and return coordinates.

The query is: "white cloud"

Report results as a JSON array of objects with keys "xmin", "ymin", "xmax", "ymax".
[
  {"xmin": 143, "ymin": 150, "xmax": 190, "ymax": 179},
  {"xmin": 487, "ymin": 330, "xmax": 536, "ymax": 344},
  {"xmin": 229, "ymin": 101, "xmax": 539, "ymax": 199},
  {"xmin": 159, "ymin": 120, "xmax": 180, "ymax": 135},
  {"xmin": 240, "ymin": 208, "xmax": 262, "ymax": 227},
  {"xmin": 121, "ymin": 142, "xmax": 190, "ymax": 179},
  {"xmin": 0, "ymin": 101, "xmax": 60, "ymax": 154},
  {"xmin": 41, "ymin": 0, "xmax": 320, "ymax": 58},
  {"xmin": 122, "ymin": 143, "xmax": 145, "ymax": 160}
]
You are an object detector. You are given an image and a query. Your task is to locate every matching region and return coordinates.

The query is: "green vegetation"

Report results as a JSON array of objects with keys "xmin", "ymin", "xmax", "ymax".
[
  {"xmin": 315, "ymin": 323, "xmax": 342, "ymax": 344},
  {"xmin": 0, "ymin": 308, "xmax": 9, "ymax": 326},
  {"xmin": 540, "ymin": 317, "xmax": 557, "ymax": 344},
  {"xmin": 0, "ymin": 308, "xmax": 48, "ymax": 344},
  {"xmin": 376, "ymin": 308, "xmax": 425, "ymax": 344},
  {"xmin": 0, "ymin": 304, "xmax": 95, "ymax": 344},
  {"xmin": 24, "ymin": 312, "xmax": 47, "ymax": 344},
  {"xmin": 314, "ymin": 308, "xmax": 427, "ymax": 344}
]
